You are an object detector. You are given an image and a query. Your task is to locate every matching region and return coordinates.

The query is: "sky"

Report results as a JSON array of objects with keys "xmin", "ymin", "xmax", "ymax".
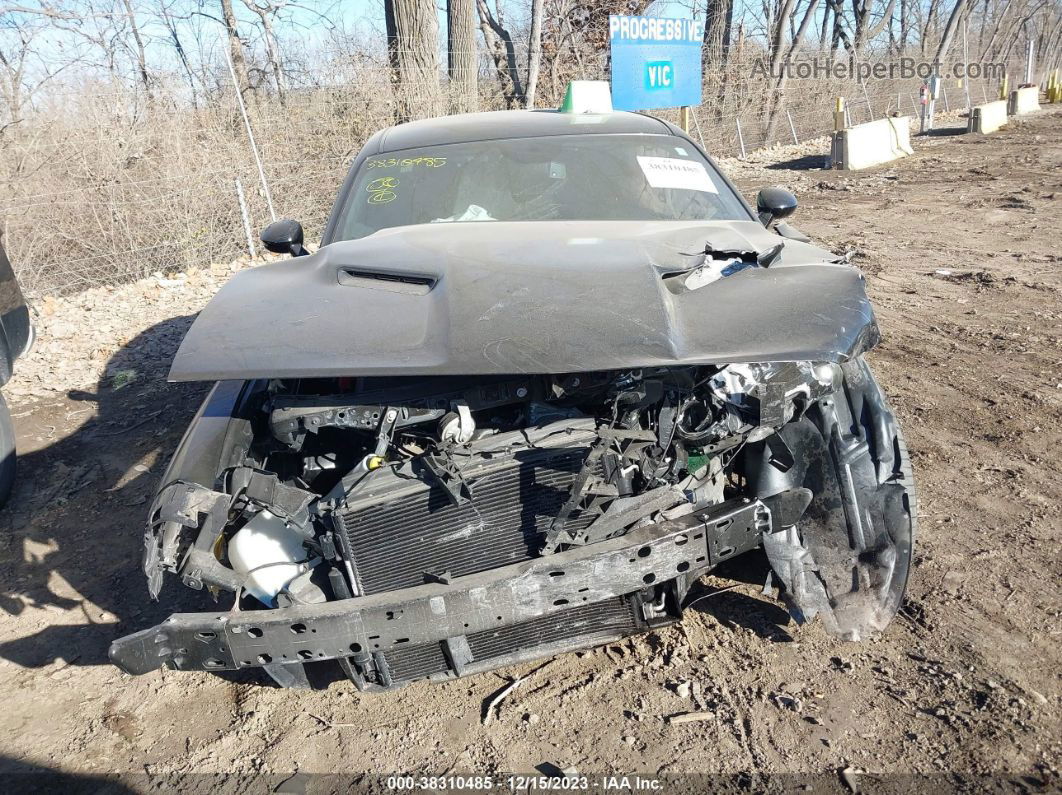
[{"xmin": 0, "ymin": 0, "xmax": 715, "ymax": 99}]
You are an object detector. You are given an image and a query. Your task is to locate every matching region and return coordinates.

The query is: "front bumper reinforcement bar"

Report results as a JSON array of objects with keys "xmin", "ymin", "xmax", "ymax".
[{"xmin": 109, "ymin": 497, "xmax": 771, "ymax": 676}]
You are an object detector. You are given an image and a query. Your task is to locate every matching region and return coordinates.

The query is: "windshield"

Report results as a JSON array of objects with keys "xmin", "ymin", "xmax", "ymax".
[{"xmin": 333, "ymin": 134, "xmax": 750, "ymax": 240}]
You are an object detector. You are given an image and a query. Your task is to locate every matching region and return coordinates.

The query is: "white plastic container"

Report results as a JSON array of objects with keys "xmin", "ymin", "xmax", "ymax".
[{"xmin": 228, "ymin": 510, "xmax": 307, "ymax": 606}]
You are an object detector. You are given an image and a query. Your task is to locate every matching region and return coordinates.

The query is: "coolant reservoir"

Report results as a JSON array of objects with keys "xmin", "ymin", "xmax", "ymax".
[{"xmin": 228, "ymin": 510, "xmax": 307, "ymax": 606}]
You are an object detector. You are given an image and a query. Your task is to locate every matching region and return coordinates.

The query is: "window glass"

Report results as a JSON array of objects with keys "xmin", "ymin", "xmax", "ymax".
[{"xmin": 334, "ymin": 134, "xmax": 749, "ymax": 240}]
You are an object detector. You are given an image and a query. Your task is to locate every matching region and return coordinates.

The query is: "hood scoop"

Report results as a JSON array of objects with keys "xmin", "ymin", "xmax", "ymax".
[{"xmin": 337, "ymin": 266, "xmax": 438, "ymax": 295}]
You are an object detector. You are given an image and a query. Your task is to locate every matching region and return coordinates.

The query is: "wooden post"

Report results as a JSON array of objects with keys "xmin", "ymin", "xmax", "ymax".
[
  {"xmin": 833, "ymin": 97, "xmax": 846, "ymax": 131},
  {"xmin": 679, "ymin": 105, "xmax": 692, "ymax": 133}
]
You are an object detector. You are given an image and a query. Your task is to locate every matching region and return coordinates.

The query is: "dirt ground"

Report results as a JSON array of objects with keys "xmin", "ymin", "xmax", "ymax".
[{"xmin": 1, "ymin": 108, "xmax": 1059, "ymax": 793}]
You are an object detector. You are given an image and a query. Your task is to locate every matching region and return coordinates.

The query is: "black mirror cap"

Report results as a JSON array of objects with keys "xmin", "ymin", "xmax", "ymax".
[
  {"xmin": 756, "ymin": 187, "xmax": 798, "ymax": 225},
  {"xmin": 260, "ymin": 219, "xmax": 306, "ymax": 256}
]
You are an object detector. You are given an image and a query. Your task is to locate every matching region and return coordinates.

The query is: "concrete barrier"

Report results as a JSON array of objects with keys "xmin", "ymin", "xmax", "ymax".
[
  {"xmin": 967, "ymin": 100, "xmax": 1009, "ymax": 134},
  {"xmin": 831, "ymin": 116, "xmax": 914, "ymax": 171},
  {"xmin": 1007, "ymin": 87, "xmax": 1041, "ymax": 115}
]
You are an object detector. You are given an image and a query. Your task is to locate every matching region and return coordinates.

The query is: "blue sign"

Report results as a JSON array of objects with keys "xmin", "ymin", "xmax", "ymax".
[{"xmin": 609, "ymin": 15, "xmax": 702, "ymax": 111}]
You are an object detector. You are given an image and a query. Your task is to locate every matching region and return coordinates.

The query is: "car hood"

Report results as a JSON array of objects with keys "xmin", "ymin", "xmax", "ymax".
[{"xmin": 169, "ymin": 220, "xmax": 879, "ymax": 381}]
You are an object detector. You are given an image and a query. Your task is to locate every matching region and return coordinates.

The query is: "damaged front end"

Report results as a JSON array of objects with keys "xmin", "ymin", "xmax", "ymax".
[{"xmin": 112, "ymin": 356, "xmax": 915, "ymax": 689}]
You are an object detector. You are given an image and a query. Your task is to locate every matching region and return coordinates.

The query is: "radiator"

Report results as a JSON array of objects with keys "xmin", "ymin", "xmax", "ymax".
[
  {"xmin": 380, "ymin": 597, "xmax": 640, "ymax": 684},
  {"xmin": 334, "ymin": 425, "xmax": 598, "ymax": 594}
]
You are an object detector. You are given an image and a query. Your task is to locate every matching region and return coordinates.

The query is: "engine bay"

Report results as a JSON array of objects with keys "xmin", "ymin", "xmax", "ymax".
[{"xmin": 130, "ymin": 361, "xmax": 846, "ymax": 688}]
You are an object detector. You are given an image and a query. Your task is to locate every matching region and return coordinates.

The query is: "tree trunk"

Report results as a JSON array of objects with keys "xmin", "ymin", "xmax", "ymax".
[
  {"xmin": 827, "ymin": 0, "xmax": 851, "ymax": 53},
  {"xmin": 260, "ymin": 14, "xmax": 286, "ymax": 97},
  {"xmin": 119, "ymin": 0, "xmax": 152, "ymax": 97},
  {"xmin": 159, "ymin": 2, "xmax": 199, "ymax": 107},
  {"xmin": 979, "ymin": 2, "xmax": 1011, "ymax": 60},
  {"xmin": 764, "ymin": 0, "xmax": 821, "ymax": 144},
  {"xmin": 899, "ymin": 0, "xmax": 909, "ymax": 51},
  {"xmin": 862, "ymin": 0, "xmax": 897, "ymax": 46},
  {"xmin": 392, "ymin": 0, "xmax": 442, "ymax": 121},
  {"xmin": 852, "ymin": 0, "xmax": 867, "ymax": 52},
  {"xmin": 703, "ymin": 0, "xmax": 733, "ymax": 68},
  {"xmin": 447, "ymin": 0, "xmax": 477, "ymax": 113},
  {"xmin": 220, "ymin": 0, "xmax": 250, "ymax": 96},
  {"xmin": 241, "ymin": 1, "xmax": 287, "ymax": 98},
  {"xmin": 525, "ymin": 0, "xmax": 543, "ymax": 108},
  {"xmin": 976, "ymin": 0, "xmax": 989, "ymax": 51},
  {"xmin": 921, "ymin": 0, "xmax": 940, "ymax": 56},
  {"xmin": 0, "ymin": 43, "xmax": 26, "ymax": 124},
  {"xmin": 933, "ymin": 0, "xmax": 969, "ymax": 67},
  {"xmin": 385, "ymin": 0, "xmax": 400, "ymax": 74},
  {"xmin": 768, "ymin": 0, "xmax": 798, "ymax": 76},
  {"xmin": 475, "ymin": 0, "xmax": 524, "ymax": 107}
]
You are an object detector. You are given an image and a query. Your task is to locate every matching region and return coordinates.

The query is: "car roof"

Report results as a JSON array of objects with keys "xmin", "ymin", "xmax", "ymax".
[{"xmin": 375, "ymin": 109, "xmax": 676, "ymax": 153}]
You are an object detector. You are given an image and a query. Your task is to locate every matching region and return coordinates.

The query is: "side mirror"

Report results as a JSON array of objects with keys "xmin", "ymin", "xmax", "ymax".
[
  {"xmin": 756, "ymin": 187, "xmax": 798, "ymax": 226},
  {"xmin": 260, "ymin": 219, "xmax": 307, "ymax": 256}
]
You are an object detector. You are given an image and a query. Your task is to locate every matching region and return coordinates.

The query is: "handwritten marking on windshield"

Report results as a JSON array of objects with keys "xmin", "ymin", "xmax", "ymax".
[
  {"xmin": 367, "ymin": 176, "xmax": 398, "ymax": 204},
  {"xmin": 367, "ymin": 157, "xmax": 447, "ymax": 169}
]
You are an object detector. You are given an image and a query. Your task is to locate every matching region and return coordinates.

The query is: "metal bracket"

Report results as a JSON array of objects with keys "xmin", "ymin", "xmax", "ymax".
[{"xmin": 111, "ymin": 496, "xmax": 775, "ymax": 677}]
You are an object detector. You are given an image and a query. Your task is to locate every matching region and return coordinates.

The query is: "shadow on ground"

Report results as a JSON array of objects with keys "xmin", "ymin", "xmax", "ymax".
[
  {"xmin": 766, "ymin": 154, "xmax": 831, "ymax": 171},
  {"xmin": 1, "ymin": 754, "xmax": 140, "ymax": 794},
  {"xmin": 0, "ymin": 314, "xmax": 220, "ymax": 670},
  {"xmin": 686, "ymin": 552, "xmax": 794, "ymax": 643},
  {"xmin": 917, "ymin": 124, "xmax": 968, "ymax": 137}
]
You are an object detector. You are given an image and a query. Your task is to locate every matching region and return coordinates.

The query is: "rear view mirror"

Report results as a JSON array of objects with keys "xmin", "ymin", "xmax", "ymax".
[
  {"xmin": 261, "ymin": 219, "xmax": 307, "ymax": 257},
  {"xmin": 756, "ymin": 187, "xmax": 798, "ymax": 226}
]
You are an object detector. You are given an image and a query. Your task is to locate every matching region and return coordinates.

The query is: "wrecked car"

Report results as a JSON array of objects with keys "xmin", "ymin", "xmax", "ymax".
[
  {"xmin": 110, "ymin": 99, "xmax": 916, "ymax": 690},
  {"xmin": 0, "ymin": 232, "xmax": 34, "ymax": 506}
]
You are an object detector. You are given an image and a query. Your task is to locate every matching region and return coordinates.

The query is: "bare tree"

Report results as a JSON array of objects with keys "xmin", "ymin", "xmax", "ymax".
[
  {"xmin": 933, "ymin": 0, "xmax": 969, "ymax": 64},
  {"xmin": 219, "ymin": 0, "xmax": 250, "ymax": 94},
  {"xmin": 920, "ymin": 0, "xmax": 940, "ymax": 54},
  {"xmin": 116, "ymin": 0, "xmax": 151, "ymax": 96},
  {"xmin": 156, "ymin": 0, "xmax": 199, "ymax": 105},
  {"xmin": 3, "ymin": 0, "xmax": 134, "ymax": 83},
  {"xmin": 764, "ymin": 0, "xmax": 821, "ymax": 143},
  {"xmin": 898, "ymin": 0, "xmax": 910, "ymax": 50},
  {"xmin": 390, "ymin": 0, "xmax": 441, "ymax": 120},
  {"xmin": 0, "ymin": 13, "xmax": 37, "ymax": 124},
  {"xmin": 525, "ymin": 0, "xmax": 543, "ymax": 107},
  {"xmin": 703, "ymin": 0, "xmax": 734, "ymax": 68},
  {"xmin": 239, "ymin": 0, "xmax": 288, "ymax": 96},
  {"xmin": 852, "ymin": 0, "xmax": 898, "ymax": 51},
  {"xmin": 979, "ymin": 1, "xmax": 1012, "ymax": 59},
  {"xmin": 825, "ymin": 0, "xmax": 853, "ymax": 51},
  {"xmin": 476, "ymin": 0, "xmax": 523, "ymax": 107},
  {"xmin": 447, "ymin": 0, "xmax": 476, "ymax": 112}
]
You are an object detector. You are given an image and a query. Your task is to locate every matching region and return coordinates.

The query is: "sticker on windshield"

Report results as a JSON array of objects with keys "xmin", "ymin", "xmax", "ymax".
[{"xmin": 637, "ymin": 156, "xmax": 717, "ymax": 193}]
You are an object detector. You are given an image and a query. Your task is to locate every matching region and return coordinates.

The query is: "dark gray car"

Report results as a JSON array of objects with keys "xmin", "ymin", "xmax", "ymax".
[
  {"xmin": 110, "ymin": 109, "xmax": 916, "ymax": 690},
  {"xmin": 0, "ymin": 234, "xmax": 33, "ymax": 505}
]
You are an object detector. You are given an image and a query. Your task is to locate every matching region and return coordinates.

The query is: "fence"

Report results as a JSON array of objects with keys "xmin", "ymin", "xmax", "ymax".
[{"xmin": 0, "ymin": 53, "xmax": 1003, "ymax": 297}]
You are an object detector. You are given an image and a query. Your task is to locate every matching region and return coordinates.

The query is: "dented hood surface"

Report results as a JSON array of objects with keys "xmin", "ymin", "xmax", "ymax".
[{"xmin": 169, "ymin": 220, "xmax": 878, "ymax": 381}]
